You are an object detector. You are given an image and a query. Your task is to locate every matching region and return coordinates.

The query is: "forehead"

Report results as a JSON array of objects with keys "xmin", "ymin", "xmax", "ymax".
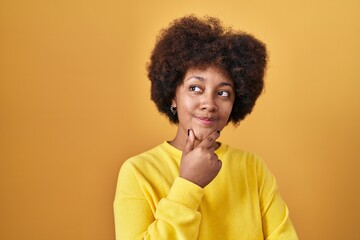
[{"xmin": 184, "ymin": 66, "xmax": 233, "ymax": 84}]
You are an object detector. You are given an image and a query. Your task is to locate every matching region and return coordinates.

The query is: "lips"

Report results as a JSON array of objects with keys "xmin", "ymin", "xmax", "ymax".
[{"xmin": 196, "ymin": 116, "xmax": 217, "ymax": 126}]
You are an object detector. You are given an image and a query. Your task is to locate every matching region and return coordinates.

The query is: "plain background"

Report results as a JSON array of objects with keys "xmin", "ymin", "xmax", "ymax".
[{"xmin": 1, "ymin": 0, "xmax": 359, "ymax": 239}]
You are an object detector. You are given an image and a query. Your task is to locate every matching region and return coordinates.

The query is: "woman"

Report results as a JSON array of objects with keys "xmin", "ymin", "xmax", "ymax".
[{"xmin": 114, "ymin": 15, "xmax": 298, "ymax": 239}]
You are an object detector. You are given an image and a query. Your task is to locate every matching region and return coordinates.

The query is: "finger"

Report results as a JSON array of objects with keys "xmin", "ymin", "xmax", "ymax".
[
  {"xmin": 199, "ymin": 130, "xmax": 220, "ymax": 149},
  {"xmin": 212, "ymin": 158, "xmax": 222, "ymax": 172},
  {"xmin": 212, "ymin": 153, "xmax": 221, "ymax": 164},
  {"xmin": 183, "ymin": 129, "xmax": 195, "ymax": 154},
  {"xmin": 217, "ymin": 159, "xmax": 222, "ymax": 169}
]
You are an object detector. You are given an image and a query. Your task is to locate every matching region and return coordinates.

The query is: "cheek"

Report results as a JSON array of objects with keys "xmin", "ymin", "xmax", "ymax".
[
  {"xmin": 220, "ymin": 102, "xmax": 234, "ymax": 117},
  {"xmin": 179, "ymin": 97, "xmax": 197, "ymax": 113},
  {"xmin": 176, "ymin": 101, "xmax": 195, "ymax": 123}
]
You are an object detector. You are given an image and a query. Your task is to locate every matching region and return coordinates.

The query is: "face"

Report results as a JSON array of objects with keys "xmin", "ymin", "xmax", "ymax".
[{"xmin": 172, "ymin": 66, "xmax": 235, "ymax": 143}]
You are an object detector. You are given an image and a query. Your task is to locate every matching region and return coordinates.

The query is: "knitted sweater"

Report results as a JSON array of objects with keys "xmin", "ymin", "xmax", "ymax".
[{"xmin": 114, "ymin": 141, "xmax": 298, "ymax": 239}]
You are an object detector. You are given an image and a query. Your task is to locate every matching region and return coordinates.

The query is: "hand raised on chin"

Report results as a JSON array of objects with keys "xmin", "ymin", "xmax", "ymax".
[{"xmin": 179, "ymin": 129, "xmax": 222, "ymax": 188}]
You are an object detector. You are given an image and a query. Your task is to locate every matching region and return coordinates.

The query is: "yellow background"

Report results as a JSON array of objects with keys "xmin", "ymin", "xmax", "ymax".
[{"xmin": 1, "ymin": 0, "xmax": 359, "ymax": 239}]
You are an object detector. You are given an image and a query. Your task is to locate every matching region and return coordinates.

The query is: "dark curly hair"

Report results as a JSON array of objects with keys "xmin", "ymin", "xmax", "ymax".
[{"xmin": 147, "ymin": 15, "xmax": 268, "ymax": 124}]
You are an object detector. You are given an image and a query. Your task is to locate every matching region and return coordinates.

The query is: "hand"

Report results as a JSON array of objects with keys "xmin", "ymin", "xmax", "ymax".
[{"xmin": 179, "ymin": 129, "xmax": 222, "ymax": 188}]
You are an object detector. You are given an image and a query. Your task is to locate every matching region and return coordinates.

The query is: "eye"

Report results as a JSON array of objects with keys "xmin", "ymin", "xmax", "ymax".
[
  {"xmin": 189, "ymin": 85, "xmax": 202, "ymax": 92},
  {"xmin": 218, "ymin": 90, "xmax": 230, "ymax": 97}
]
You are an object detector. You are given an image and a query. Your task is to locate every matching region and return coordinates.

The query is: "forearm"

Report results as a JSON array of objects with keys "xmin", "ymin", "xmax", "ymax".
[{"xmin": 114, "ymin": 177, "xmax": 204, "ymax": 240}]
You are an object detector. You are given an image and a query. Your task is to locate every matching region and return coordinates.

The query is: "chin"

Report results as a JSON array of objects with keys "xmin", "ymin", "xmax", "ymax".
[{"xmin": 193, "ymin": 127, "xmax": 216, "ymax": 141}]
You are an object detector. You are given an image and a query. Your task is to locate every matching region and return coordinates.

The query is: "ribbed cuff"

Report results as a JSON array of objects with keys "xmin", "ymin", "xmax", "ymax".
[{"xmin": 167, "ymin": 177, "xmax": 204, "ymax": 210}]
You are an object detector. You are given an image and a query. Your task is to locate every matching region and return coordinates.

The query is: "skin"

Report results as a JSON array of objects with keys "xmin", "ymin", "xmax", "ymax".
[{"xmin": 169, "ymin": 66, "xmax": 235, "ymax": 188}]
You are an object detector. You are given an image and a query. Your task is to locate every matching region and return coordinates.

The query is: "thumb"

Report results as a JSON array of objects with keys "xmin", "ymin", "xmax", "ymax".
[{"xmin": 183, "ymin": 129, "xmax": 195, "ymax": 154}]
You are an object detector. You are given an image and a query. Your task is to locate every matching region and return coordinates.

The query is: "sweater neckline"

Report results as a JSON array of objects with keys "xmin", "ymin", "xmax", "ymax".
[{"xmin": 162, "ymin": 141, "xmax": 228, "ymax": 158}]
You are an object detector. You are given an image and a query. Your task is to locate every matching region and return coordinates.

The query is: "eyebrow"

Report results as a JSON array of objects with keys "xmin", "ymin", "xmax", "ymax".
[
  {"xmin": 186, "ymin": 75, "xmax": 205, "ymax": 81},
  {"xmin": 186, "ymin": 75, "xmax": 234, "ymax": 89}
]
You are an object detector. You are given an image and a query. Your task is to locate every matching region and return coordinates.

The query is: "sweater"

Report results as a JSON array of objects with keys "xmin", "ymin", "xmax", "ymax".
[{"xmin": 113, "ymin": 141, "xmax": 298, "ymax": 239}]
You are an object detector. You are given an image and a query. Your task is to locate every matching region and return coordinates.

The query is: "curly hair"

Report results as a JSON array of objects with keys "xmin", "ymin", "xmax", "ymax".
[{"xmin": 147, "ymin": 15, "xmax": 268, "ymax": 124}]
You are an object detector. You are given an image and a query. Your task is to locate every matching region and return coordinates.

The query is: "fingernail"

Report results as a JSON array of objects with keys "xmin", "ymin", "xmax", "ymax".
[{"xmin": 188, "ymin": 129, "xmax": 190, "ymax": 136}]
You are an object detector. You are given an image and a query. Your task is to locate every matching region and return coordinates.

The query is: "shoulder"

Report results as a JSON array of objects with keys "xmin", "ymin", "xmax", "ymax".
[
  {"xmin": 117, "ymin": 144, "xmax": 164, "ymax": 182},
  {"xmin": 220, "ymin": 144, "xmax": 273, "ymax": 179},
  {"xmin": 221, "ymin": 144, "xmax": 264, "ymax": 165},
  {"xmin": 122, "ymin": 143, "xmax": 164, "ymax": 166},
  {"xmin": 120, "ymin": 142, "xmax": 179, "ymax": 174}
]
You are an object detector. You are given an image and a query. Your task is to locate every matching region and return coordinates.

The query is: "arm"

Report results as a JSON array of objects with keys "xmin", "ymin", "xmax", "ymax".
[
  {"xmin": 114, "ymin": 130, "xmax": 221, "ymax": 239},
  {"xmin": 114, "ymin": 162, "xmax": 204, "ymax": 240},
  {"xmin": 257, "ymin": 158, "xmax": 299, "ymax": 240}
]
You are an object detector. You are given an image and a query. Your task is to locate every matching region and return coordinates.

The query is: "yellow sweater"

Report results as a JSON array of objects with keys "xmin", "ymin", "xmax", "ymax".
[{"xmin": 114, "ymin": 142, "xmax": 298, "ymax": 239}]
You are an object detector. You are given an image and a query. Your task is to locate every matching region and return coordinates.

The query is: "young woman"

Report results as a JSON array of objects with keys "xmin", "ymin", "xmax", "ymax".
[{"xmin": 114, "ymin": 15, "xmax": 298, "ymax": 239}]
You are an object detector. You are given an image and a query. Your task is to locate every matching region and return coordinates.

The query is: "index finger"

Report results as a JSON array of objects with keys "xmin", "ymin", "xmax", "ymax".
[{"xmin": 198, "ymin": 130, "xmax": 220, "ymax": 149}]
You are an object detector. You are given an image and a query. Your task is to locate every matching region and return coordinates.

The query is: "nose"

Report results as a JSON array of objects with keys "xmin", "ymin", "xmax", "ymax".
[{"xmin": 200, "ymin": 93, "xmax": 217, "ymax": 112}]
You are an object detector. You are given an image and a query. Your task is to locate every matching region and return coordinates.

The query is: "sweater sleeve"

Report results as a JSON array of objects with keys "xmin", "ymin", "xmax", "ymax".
[
  {"xmin": 256, "ymin": 157, "xmax": 299, "ymax": 240},
  {"xmin": 113, "ymin": 161, "xmax": 204, "ymax": 240}
]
